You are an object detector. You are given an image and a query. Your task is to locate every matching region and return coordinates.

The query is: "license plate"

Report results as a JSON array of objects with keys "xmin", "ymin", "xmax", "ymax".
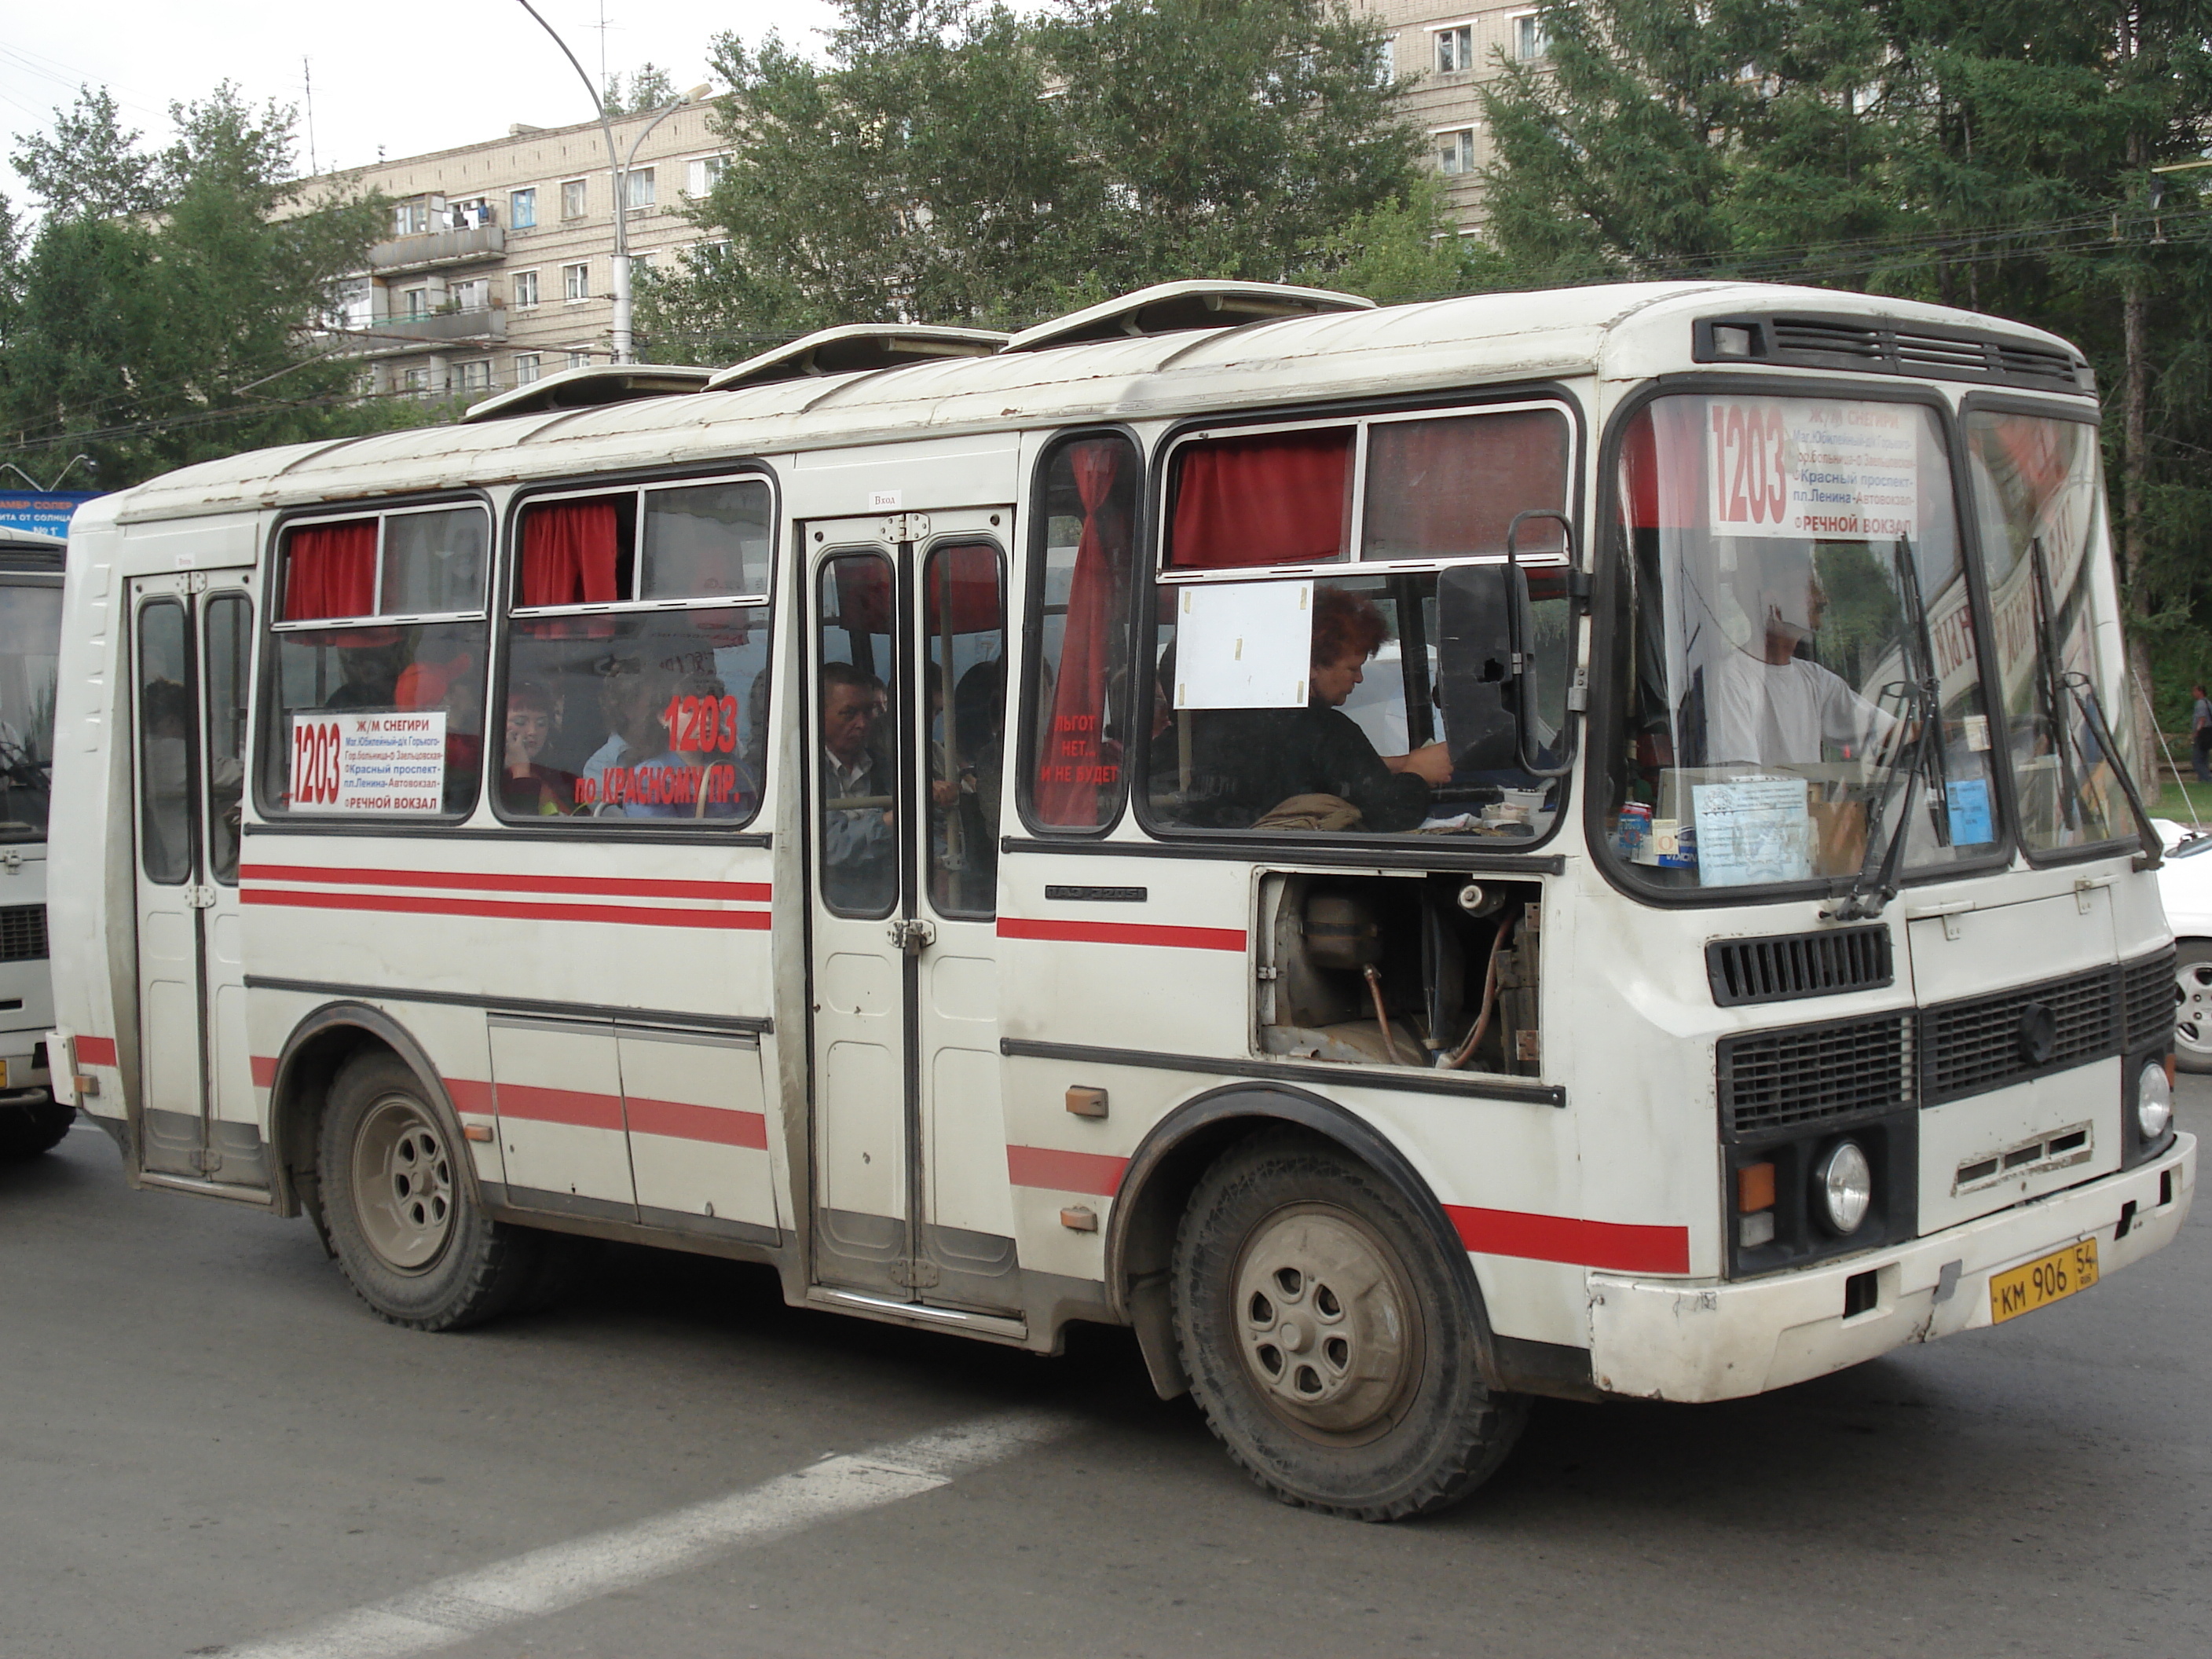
[{"xmin": 1988, "ymin": 1238, "xmax": 2100, "ymax": 1324}]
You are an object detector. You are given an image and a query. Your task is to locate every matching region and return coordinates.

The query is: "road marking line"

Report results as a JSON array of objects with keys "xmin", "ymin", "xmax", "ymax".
[{"xmin": 225, "ymin": 1411, "xmax": 1071, "ymax": 1659}]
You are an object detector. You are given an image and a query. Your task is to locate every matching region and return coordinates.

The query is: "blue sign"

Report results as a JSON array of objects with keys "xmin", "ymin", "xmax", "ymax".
[{"xmin": 0, "ymin": 492, "xmax": 101, "ymax": 540}]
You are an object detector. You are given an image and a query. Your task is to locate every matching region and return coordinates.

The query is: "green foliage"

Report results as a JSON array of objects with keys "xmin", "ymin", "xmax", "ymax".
[
  {"xmin": 0, "ymin": 85, "xmax": 397, "ymax": 489},
  {"xmin": 602, "ymin": 63, "xmax": 683, "ymax": 119},
  {"xmin": 639, "ymin": 0, "xmax": 1424, "ymax": 357}
]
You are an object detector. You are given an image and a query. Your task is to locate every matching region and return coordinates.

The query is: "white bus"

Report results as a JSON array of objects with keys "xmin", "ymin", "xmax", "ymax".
[
  {"xmin": 0, "ymin": 526, "xmax": 66, "ymax": 1159},
  {"xmin": 46, "ymin": 280, "xmax": 2193, "ymax": 1519}
]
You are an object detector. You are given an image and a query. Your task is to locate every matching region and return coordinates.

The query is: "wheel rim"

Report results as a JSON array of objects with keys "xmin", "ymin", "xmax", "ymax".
[
  {"xmin": 2177, "ymin": 961, "xmax": 2212, "ymax": 1062},
  {"xmin": 1231, "ymin": 1203, "xmax": 1424, "ymax": 1445},
  {"xmin": 350, "ymin": 1093, "xmax": 456, "ymax": 1272}
]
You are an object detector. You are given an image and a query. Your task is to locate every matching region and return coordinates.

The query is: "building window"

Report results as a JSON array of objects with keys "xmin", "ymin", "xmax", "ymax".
[
  {"xmin": 450, "ymin": 198, "xmax": 493, "ymax": 230},
  {"xmin": 457, "ymin": 360, "xmax": 493, "ymax": 394},
  {"xmin": 401, "ymin": 366, "xmax": 430, "ymax": 395},
  {"xmin": 512, "ymin": 269, "xmax": 540, "ymax": 309},
  {"xmin": 690, "ymin": 239, "xmax": 731, "ymax": 269},
  {"xmin": 1514, "ymin": 13, "xmax": 1546, "ymax": 60},
  {"xmin": 684, "ymin": 154, "xmax": 729, "ymax": 197},
  {"xmin": 1437, "ymin": 127, "xmax": 1477, "ymax": 176},
  {"xmin": 452, "ymin": 277, "xmax": 489, "ymax": 312},
  {"xmin": 1434, "ymin": 24, "xmax": 1474, "ymax": 74},
  {"xmin": 510, "ymin": 187, "xmax": 537, "ymax": 229},
  {"xmin": 561, "ymin": 178, "xmax": 588, "ymax": 219},
  {"xmin": 563, "ymin": 262, "xmax": 591, "ymax": 302},
  {"xmin": 623, "ymin": 167, "xmax": 656, "ymax": 211},
  {"xmin": 394, "ymin": 198, "xmax": 430, "ymax": 236},
  {"xmin": 403, "ymin": 287, "xmax": 430, "ymax": 318},
  {"xmin": 515, "ymin": 353, "xmax": 542, "ymax": 386},
  {"xmin": 567, "ymin": 351, "xmax": 594, "ymax": 372}
]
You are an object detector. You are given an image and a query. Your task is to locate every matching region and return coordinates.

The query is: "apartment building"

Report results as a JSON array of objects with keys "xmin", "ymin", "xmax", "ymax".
[
  {"xmin": 315, "ymin": 10, "xmax": 1539, "ymax": 401},
  {"xmin": 313, "ymin": 104, "xmax": 732, "ymax": 401}
]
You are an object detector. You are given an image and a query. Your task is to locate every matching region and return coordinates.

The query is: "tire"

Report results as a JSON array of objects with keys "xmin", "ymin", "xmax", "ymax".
[
  {"xmin": 1172, "ymin": 1127, "xmax": 1529, "ymax": 1521},
  {"xmin": 0, "ymin": 1097, "xmax": 73, "ymax": 1160},
  {"xmin": 2177, "ymin": 943, "xmax": 2212, "ymax": 1075},
  {"xmin": 319, "ymin": 1051, "xmax": 548, "ymax": 1330}
]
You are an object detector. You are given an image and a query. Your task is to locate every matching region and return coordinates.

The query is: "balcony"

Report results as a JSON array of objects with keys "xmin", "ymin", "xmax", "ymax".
[
  {"xmin": 368, "ymin": 224, "xmax": 506, "ymax": 276},
  {"xmin": 346, "ymin": 305, "xmax": 508, "ymax": 357}
]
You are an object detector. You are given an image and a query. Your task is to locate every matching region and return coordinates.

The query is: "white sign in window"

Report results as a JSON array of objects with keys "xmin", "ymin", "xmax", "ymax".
[
  {"xmin": 290, "ymin": 712, "xmax": 446, "ymax": 815},
  {"xmin": 1173, "ymin": 581, "xmax": 1314, "ymax": 710},
  {"xmin": 1705, "ymin": 398, "xmax": 1920, "ymax": 541}
]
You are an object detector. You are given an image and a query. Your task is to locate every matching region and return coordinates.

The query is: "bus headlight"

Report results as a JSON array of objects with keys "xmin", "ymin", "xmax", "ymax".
[
  {"xmin": 1814, "ymin": 1140, "xmax": 1873, "ymax": 1236},
  {"xmin": 2137, "ymin": 1062, "xmax": 2174, "ymax": 1141}
]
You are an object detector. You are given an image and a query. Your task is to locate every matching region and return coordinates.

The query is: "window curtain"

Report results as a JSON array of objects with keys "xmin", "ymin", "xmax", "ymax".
[
  {"xmin": 1363, "ymin": 411, "xmax": 1569, "ymax": 558},
  {"xmin": 283, "ymin": 521, "xmax": 378, "ymax": 621},
  {"xmin": 522, "ymin": 500, "xmax": 621, "ymax": 606},
  {"xmin": 1618, "ymin": 399, "xmax": 1711, "ymax": 532},
  {"xmin": 1168, "ymin": 429, "xmax": 1353, "ymax": 568},
  {"xmin": 1035, "ymin": 440, "xmax": 1130, "ymax": 826}
]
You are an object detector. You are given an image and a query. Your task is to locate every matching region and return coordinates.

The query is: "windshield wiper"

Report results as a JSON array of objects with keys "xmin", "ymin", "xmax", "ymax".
[
  {"xmin": 1828, "ymin": 537, "xmax": 1946, "ymax": 921},
  {"xmin": 2027, "ymin": 538, "xmax": 2163, "ymax": 870}
]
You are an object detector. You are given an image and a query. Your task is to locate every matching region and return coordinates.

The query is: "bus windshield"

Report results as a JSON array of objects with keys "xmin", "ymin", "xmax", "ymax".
[
  {"xmin": 1602, "ymin": 394, "xmax": 2002, "ymax": 893},
  {"xmin": 0, "ymin": 580, "xmax": 60, "ymax": 842}
]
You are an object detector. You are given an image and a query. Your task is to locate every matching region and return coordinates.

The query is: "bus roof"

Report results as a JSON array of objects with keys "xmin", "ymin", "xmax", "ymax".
[{"xmin": 98, "ymin": 280, "xmax": 2092, "ymax": 526}]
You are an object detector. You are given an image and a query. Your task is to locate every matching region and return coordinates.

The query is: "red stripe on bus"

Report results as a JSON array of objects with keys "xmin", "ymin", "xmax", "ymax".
[
  {"xmin": 493, "ymin": 1083, "xmax": 625, "ymax": 1131},
  {"xmin": 75, "ymin": 1036, "xmax": 118, "ymax": 1067},
  {"xmin": 1006, "ymin": 1144, "xmax": 1130, "ymax": 1196},
  {"xmin": 241, "ymin": 888, "xmax": 771, "ymax": 930},
  {"xmin": 624, "ymin": 1096, "xmax": 770, "ymax": 1149},
  {"xmin": 1445, "ymin": 1206, "xmax": 1690, "ymax": 1274},
  {"xmin": 446, "ymin": 1078, "xmax": 495, "ymax": 1115},
  {"xmin": 996, "ymin": 917, "xmax": 1247, "ymax": 952},
  {"xmin": 251, "ymin": 1055, "xmax": 278, "ymax": 1087},
  {"xmin": 239, "ymin": 864, "xmax": 771, "ymax": 903}
]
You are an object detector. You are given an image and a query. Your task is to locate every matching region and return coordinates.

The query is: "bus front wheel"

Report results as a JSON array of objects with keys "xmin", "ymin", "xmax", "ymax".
[
  {"xmin": 1172, "ymin": 1128, "xmax": 1527, "ymax": 1521},
  {"xmin": 319, "ymin": 1051, "xmax": 548, "ymax": 1331}
]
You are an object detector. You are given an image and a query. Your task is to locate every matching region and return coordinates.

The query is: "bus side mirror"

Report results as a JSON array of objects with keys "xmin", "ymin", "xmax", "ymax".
[{"xmin": 1436, "ymin": 562, "xmax": 1533, "ymax": 775}]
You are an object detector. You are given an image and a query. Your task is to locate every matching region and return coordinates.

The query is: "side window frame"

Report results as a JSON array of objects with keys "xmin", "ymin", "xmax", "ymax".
[
  {"xmin": 491, "ymin": 464, "xmax": 779, "ymax": 834},
  {"xmin": 252, "ymin": 493, "xmax": 494, "ymax": 826}
]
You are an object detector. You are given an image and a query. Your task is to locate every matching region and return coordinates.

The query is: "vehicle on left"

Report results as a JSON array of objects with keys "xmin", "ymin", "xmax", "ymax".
[{"xmin": 0, "ymin": 526, "xmax": 67, "ymax": 1159}]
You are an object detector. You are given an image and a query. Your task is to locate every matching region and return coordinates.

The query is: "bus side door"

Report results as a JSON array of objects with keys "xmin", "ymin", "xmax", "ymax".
[
  {"xmin": 128, "ymin": 573, "xmax": 260, "ymax": 1186},
  {"xmin": 804, "ymin": 514, "xmax": 1018, "ymax": 1313}
]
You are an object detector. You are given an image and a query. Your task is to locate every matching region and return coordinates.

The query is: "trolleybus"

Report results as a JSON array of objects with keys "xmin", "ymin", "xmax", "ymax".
[
  {"xmin": 0, "ymin": 524, "xmax": 66, "ymax": 1158},
  {"xmin": 46, "ymin": 280, "xmax": 2192, "ymax": 1518}
]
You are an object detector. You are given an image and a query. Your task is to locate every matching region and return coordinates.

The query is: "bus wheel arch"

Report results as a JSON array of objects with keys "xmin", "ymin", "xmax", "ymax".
[{"xmin": 1107, "ymin": 1085, "xmax": 1501, "ymax": 1404}]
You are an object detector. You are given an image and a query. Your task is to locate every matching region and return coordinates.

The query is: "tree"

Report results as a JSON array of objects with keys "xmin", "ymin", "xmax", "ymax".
[
  {"xmin": 602, "ymin": 62, "xmax": 682, "ymax": 117},
  {"xmin": 0, "ymin": 85, "xmax": 401, "ymax": 489},
  {"xmin": 638, "ymin": 0, "xmax": 1433, "ymax": 357}
]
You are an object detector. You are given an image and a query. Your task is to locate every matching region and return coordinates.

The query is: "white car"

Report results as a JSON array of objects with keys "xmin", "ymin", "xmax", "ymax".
[{"xmin": 2155, "ymin": 819, "xmax": 2212, "ymax": 1071}]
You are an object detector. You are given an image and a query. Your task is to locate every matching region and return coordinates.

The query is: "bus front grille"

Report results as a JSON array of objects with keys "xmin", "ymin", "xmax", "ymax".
[
  {"xmin": 0, "ymin": 903, "xmax": 46, "ymax": 962},
  {"xmin": 1718, "ymin": 1013, "xmax": 1912, "ymax": 1139},
  {"xmin": 2125, "ymin": 948, "xmax": 2177, "ymax": 1052},
  {"xmin": 1707, "ymin": 925, "xmax": 1893, "ymax": 1007}
]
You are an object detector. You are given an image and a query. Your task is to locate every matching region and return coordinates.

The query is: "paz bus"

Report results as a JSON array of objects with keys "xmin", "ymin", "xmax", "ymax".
[
  {"xmin": 45, "ymin": 280, "xmax": 2192, "ymax": 1519},
  {"xmin": 0, "ymin": 524, "xmax": 66, "ymax": 1159}
]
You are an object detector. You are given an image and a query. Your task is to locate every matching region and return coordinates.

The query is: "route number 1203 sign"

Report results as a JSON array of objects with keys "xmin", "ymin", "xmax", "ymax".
[{"xmin": 1707, "ymin": 399, "xmax": 1919, "ymax": 542}]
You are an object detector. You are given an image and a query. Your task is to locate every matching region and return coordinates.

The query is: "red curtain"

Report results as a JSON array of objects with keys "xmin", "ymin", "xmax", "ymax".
[
  {"xmin": 1169, "ymin": 429, "xmax": 1353, "ymax": 568},
  {"xmin": 1363, "ymin": 411, "xmax": 1569, "ymax": 558},
  {"xmin": 832, "ymin": 555, "xmax": 893, "ymax": 635},
  {"xmin": 925, "ymin": 542, "xmax": 1002, "ymax": 635},
  {"xmin": 284, "ymin": 521, "xmax": 377, "ymax": 621},
  {"xmin": 1035, "ymin": 440, "xmax": 1127, "ymax": 826},
  {"xmin": 1618, "ymin": 399, "xmax": 1711, "ymax": 532},
  {"xmin": 522, "ymin": 501, "xmax": 621, "ymax": 606}
]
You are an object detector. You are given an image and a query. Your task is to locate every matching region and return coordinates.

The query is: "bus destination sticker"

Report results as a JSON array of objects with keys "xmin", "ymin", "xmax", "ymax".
[
  {"xmin": 1708, "ymin": 399, "xmax": 1918, "ymax": 542},
  {"xmin": 291, "ymin": 712, "xmax": 446, "ymax": 814}
]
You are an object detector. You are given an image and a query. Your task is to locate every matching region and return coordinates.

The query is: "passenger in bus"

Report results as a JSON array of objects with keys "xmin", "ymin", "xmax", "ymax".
[
  {"xmin": 499, "ymin": 679, "xmax": 578, "ymax": 816},
  {"xmin": 324, "ymin": 636, "xmax": 404, "ymax": 711},
  {"xmin": 820, "ymin": 660, "xmax": 896, "ymax": 910},
  {"xmin": 393, "ymin": 645, "xmax": 483, "ymax": 804},
  {"xmin": 1701, "ymin": 546, "xmax": 1895, "ymax": 768},
  {"xmin": 1184, "ymin": 587, "xmax": 1452, "ymax": 831},
  {"xmin": 577, "ymin": 655, "xmax": 671, "ymax": 812},
  {"xmin": 622, "ymin": 669, "xmax": 756, "ymax": 819}
]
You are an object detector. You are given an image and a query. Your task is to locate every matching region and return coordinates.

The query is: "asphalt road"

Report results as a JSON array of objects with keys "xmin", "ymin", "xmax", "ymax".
[{"xmin": 5, "ymin": 1086, "xmax": 2210, "ymax": 1659}]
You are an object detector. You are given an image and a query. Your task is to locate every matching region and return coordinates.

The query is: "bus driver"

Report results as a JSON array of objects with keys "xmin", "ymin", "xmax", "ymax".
[{"xmin": 1704, "ymin": 546, "xmax": 1895, "ymax": 770}]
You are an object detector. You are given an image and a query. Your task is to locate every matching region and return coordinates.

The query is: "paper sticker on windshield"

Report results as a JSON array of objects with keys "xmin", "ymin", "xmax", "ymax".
[
  {"xmin": 291, "ymin": 711, "xmax": 445, "ymax": 814},
  {"xmin": 1708, "ymin": 400, "xmax": 1917, "ymax": 542},
  {"xmin": 1174, "ymin": 580, "xmax": 1313, "ymax": 709},
  {"xmin": 1691, "ymin": 778, "xmax": 1813, "ymax": 887}
]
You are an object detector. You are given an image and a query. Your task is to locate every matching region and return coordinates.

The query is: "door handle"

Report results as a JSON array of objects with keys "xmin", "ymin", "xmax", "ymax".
[{"xmin": 887, "ymin": 917, "xmax": 937, "ymax": 954}]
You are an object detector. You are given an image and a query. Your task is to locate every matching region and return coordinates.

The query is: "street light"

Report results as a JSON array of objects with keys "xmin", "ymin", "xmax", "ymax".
[
  {"xmin": 2, "ymin": 456, "xmax": 95, "ymax": 493},
  {"xmin": 511, "ymin": 0, "xmax": 710, "ymax": 364}
]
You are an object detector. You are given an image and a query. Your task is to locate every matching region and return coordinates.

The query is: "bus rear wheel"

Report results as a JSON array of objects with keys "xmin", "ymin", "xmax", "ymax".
[
  {"xmin": 0, "ymin": 1097, "xmax": 73, "ymax": 1160},
  {"xmin": 320, "ymin": 1052, "xmax": 547, "ymax": 1331},
  {"xmin": 1172, "ymin": 1128, "xmax": 1527, "ymax": 1521}
]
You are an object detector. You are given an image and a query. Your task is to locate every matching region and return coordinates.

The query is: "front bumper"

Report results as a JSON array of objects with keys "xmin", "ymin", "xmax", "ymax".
[{"xmin": 1586, "ymin": 1131, "xmax": 2196, "ymax": 1401}]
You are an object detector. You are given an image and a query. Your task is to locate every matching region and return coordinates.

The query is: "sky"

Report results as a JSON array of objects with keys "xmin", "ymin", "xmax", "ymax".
[{"xmin": 1, "ymin": 1, "xmax": 840, "ymax": 214}]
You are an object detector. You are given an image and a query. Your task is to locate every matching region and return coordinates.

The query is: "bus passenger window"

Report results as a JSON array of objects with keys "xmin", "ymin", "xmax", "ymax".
[
  {"xmin": 1023, "ymin": 433, "xmax": 1141, "ymax": 833},
  {"xmin": 202, "ymin": 593, "xmax": 251, "ymax": 884},
  {"xmin": 260, "ymin": 507, "xmax": 492, "ymax": 819},
  {"xmin": 497, "ymin": 478, "xmax": 772, "ymax": 826},
  {"xmin": 923, "ymin": 541, "xmax": 1005, "ymax": 919},
  {"xmin": 137, "ymin": 599, "xmax": 195, "ymax": 883}
]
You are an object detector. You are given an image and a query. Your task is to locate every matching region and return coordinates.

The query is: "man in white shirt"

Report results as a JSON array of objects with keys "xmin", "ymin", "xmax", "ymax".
[
  {"xmin": 820, "ymin": 661, "xmax": 896, "ymax": 910},
  {"xmin": 1705, "ymin": 548, "xmax": 1896, "ymax": 768}
]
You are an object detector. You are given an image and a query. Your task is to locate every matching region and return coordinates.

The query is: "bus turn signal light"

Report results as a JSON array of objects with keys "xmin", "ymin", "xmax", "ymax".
[{"xmin": 1738, "ymin": 1162, "xmax": 1777, "ymax": 1214}]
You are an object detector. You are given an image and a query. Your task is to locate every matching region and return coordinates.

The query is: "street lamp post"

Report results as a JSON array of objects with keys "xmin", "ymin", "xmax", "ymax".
[{"xmin": 511, "ymin": 0, "xmax": 701, "ymax": 364}]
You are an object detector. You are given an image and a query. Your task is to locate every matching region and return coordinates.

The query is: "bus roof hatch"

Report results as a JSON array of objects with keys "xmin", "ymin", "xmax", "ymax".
[
  {"xmin": 705, "ymin": 324, "xmax": 1011, "ymax": 392},
  {"xmin": 1002, "ymin": 280, "xmax": 1375, "ymax": 354},
  {"xmin": 460, "ymin": 364, "xmax": 715, "ymax": 424}
]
